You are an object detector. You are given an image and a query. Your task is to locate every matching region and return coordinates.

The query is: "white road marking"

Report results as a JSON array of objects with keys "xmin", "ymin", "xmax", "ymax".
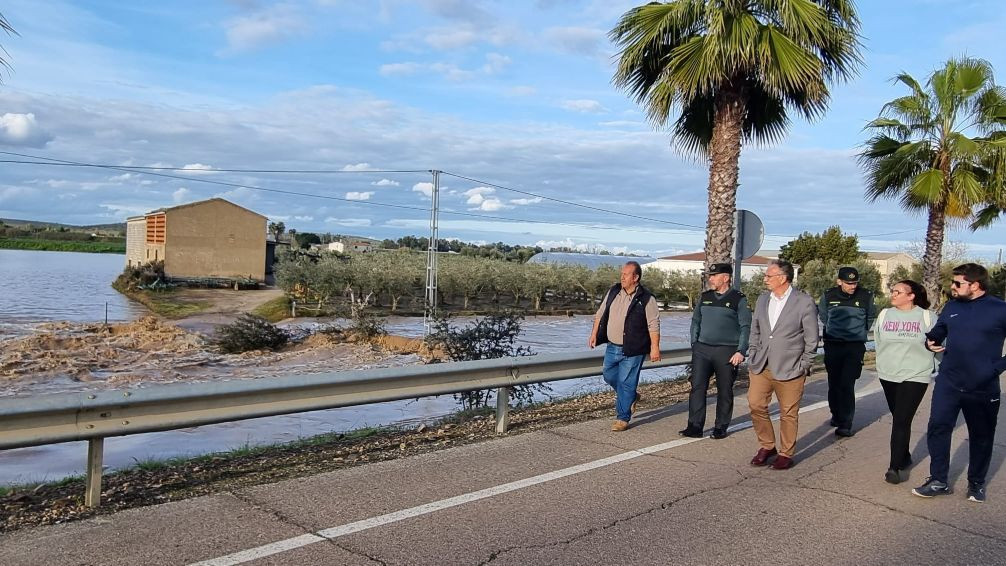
[{"xmin": 191, "ymin": 386, "xmax": 882, "ymax": 565}]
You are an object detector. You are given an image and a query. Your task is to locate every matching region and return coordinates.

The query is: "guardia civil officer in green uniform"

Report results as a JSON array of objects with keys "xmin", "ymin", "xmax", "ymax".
[
  {"xmin": 819, "ymin": 266, "xmax": 876, "ymax": 437},
  {"xmin": 680, "ymin": 263, "xmax": 751, "ymax": 439}
]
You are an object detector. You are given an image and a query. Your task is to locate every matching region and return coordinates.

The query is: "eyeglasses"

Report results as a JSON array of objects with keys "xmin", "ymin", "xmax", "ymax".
[
  {"xmin": 951, "ymin": 280, "xmax": 971, "ymax": 288},
  {"xmin": 763, "ymin": 273, "xmax": 783, "ymax": 280},
  {"xmin": 890, "ymin": 289, "xmax": 906, "ymax": 296}
]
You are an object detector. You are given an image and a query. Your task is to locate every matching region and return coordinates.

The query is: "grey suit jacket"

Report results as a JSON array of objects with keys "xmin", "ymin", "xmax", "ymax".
[{"xmin": 747, "ymin": 287, "xmax": 819, "ymax": 381}]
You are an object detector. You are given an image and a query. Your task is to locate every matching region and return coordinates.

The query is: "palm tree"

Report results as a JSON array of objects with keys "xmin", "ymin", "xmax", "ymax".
[
  {"xmin": 860, "ymin": 57, "xmax": 1006, "ymax": 300},
  {"xmin": 610, "ymin": 1, "xmax": 861, "ymax": 266},
  {"xmin": 0, "ymin": 13, "xmax": 17, "ymax": 80}
]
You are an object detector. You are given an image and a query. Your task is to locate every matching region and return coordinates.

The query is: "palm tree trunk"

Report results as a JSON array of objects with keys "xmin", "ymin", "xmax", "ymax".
[
  {"xmin": 704, "ymin": 85, "xmax": 745, "ymax": 268},
  {"xmin": 922, "ymin": 203, "xmax": 947, "ymax": 304}
]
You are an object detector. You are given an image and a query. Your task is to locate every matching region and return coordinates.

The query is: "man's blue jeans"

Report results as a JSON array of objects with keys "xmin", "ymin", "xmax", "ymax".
[{"xmin": 602, "ymin": 343, "xmax": 645, "ymax": 422}]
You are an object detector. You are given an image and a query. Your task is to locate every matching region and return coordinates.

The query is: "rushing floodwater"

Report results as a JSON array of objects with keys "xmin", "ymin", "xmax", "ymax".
[{"xmin": 0, "ymin": 250, "xmax": 692, "ymax": 485}]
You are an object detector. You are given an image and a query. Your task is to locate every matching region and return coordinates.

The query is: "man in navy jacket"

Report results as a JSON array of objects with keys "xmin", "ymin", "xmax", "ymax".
[{"xmin": 913, "ymin": 263, "xmax": 1006, "ymax": 503}]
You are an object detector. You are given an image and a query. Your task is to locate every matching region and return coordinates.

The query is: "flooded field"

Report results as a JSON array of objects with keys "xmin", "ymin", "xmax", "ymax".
[{"xmin": 0, "ymin": 312, "xmax": 692, "ymax": 485}]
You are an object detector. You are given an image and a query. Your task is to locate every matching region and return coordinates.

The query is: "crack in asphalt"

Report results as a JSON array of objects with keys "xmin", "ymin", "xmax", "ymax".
[
  {"xmin": 329, "ymin": 541, "xmax": 389, "ymax": 566},
  {"xmin": 229, "ymin": 490, "xmax": 388, "ymax": 565},
  {"xmin": 475, "ymin": 476, "xmax": 748, "ymax": 565},
  {"xmin": 788, "ymin": 483, "xmax": 1006, "ymax": 544}
]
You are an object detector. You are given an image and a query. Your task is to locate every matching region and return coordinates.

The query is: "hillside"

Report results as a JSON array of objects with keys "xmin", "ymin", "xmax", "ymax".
[{"xmin": 0, "ymin": 218, "xmax": 126, "ymax": 234}]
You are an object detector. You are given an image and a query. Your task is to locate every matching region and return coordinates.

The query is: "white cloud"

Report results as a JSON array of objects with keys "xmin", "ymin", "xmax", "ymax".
[
  {"xmin": 482, "ymin": 53, "xmax": 511, "ymax": 75},
  {"xmin": 428, "ymin": 63, "xmax": 475, "ymax": 82},
  {"xmin": 341, "ymin": 162, "xmax": 374, "ymax": 171},
  {"xmin": 464, "ymin": 188, "xmax": 511, "ymax": 211},
  {"xmin": 345, "ymin": 191, "xmax": 374, "ymax": 200},
  {"xmin": 180, "ymin": 163, "xmax": 217, "ymax": 174},
  {"xmin": 412, "ymin": 182, "xmax": 434, "ymax": 198},
  {"xmin": 425, "ymin": 29, "xmax": 479, "ymax": 50},
  {"xmin": 172, "ymin": 187, "xmax": 192, "ymax": 203},
  {"xmin": 379, "ymin": 62, "xmax": 424, "ymax": 77},
  {"xmin": 99, "ymin": 203, "xmax": 150, "ymax": 218},
  {"xmin": 372, "ymin": 178, "xmax": 400, "ymax": 187},
  {"xmin": 464, "ymin": 186, "xmax": 495, "ymax": 205},
  {"xmin": 381, "ymin": 59, "xmax": 501, "ymax": 81},
  {"xmin": 325, "ymin": 217, "xmax": 372, "ymax": 227},
  {"xmin": 293, "ymin": 215, "xmax": 314, "ymax": 221},
  {"xmin": 544, "ymin": 26, "xmax": 605, "ymax": 56},
  {"xmin": 599, "ymin": 120, "xmax": 644, "ymax": 128},
  {"xmin": 560, "ymin": 99, "xmax": 606, "ymax": 113},
  {"xmin": 507, "ymin": 86, "xmax": 537, "ymax": 97},
  {"xmin": 510, "ymin": 197, "xmax": 542, "ymax": 205},
  {"xmin": 473, "ymin": 198, "xmax": 510, "ymax": 211},
  {"xmin": 220, "ymin": 4, "xmax": 307, "ymax": 54},
  {"xmin": 0, "ymin": 113, "xmax": 53, "ymax": 147}
]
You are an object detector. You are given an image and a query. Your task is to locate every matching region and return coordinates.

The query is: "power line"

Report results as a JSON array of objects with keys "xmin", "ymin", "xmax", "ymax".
[
  {"xmin": 0, "ymin": 150, "xmax": 928, "ymax": 242},
  {"xmin": 0, "ymin": 154, "xmax": 701, "ymax": 236},
  {"xmin": 0, "ymin": 151, "xmax": 427, "ymax": 174},
  {"xmin": 440, "ymin": 170, "xmax": 705, "ymax": 229}
]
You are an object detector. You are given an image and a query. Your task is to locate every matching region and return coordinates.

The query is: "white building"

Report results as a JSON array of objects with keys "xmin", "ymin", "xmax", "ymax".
[
  {"xmin": 327, "ymin": 240, "xmax": 373, "ymax": 253},
  {"xmin": 865, "ymin": 252, "xmax": 916, "ymax": 281},
  {"xmin": 651, "ymin": 252, "xmax": 775, "ymax": 281}
]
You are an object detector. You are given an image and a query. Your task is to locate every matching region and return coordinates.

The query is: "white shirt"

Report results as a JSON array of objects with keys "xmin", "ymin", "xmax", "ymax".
[{"xmin": 768, "ymin": 285, "xmax": 793, "ymax": 330}]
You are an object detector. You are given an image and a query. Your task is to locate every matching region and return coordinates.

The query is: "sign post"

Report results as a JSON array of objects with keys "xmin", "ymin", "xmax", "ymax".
[{"xmin": 733, "ymin": 209, "xmax": 764, "ymax": 290}]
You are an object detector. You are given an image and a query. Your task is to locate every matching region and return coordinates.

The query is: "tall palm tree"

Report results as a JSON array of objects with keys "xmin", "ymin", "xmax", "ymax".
[
  {"xmin": 0, "ymin": 12, "xmax": 17, "ymax": 80},
  {"xmin": 611, "ymin": 1, "xmax": 861, "ymax": 266},
  {"xmin": 860, "ymin": 57, "xmax": 1006, "ymax": 300}
]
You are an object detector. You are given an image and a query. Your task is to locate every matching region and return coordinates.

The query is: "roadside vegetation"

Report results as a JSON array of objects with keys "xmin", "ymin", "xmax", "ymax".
[
  {"xmin": 111, "ymin": 261, "xmax": 211, "ymax": 318},
  {"xmin": 425, "ymin": 312, "xmax": 543, "ymax": 409},
  {"xmin": 0, "ymin": 220, "xmax": 126, "ymax": 254},
  {"xmin": 275, "ymin": 249, "xmax": 709, "ymax": 316},
  {"xmin": 0, "ymin": 238, "xmax": 126, "ymax": 253}
]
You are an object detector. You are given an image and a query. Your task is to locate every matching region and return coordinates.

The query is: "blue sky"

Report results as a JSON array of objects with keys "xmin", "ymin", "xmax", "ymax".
[{"xmin": 0, "ymin": 0, "xmax": 1005, "ymax": 258}]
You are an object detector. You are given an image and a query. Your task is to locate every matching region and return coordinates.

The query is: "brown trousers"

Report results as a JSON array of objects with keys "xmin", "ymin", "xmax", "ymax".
[{"xmin": 748, "ymin": 368, "xmax": 806, "ymax": 458}]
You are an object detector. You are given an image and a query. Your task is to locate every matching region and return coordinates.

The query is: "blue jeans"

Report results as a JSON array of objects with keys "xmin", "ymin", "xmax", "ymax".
[
  {"xmin": 926, "ymin": 378, "xmax": 1001, "ymax": 485},
  {"xmin": 602, "ymin": 343, "xmax": 645, "ymax": 422}
]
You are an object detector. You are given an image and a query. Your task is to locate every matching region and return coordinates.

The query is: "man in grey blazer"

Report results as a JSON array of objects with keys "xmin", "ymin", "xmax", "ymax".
[{"xmin": 746, "ymin": 259, "xmax": 819, "ymax": 470}]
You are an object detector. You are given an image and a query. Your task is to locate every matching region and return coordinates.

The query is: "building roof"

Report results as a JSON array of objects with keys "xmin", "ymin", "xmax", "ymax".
[
  {"xmin": 658, "ymin": 252, "xmax": 773, "ymax": 265},
  {"xmin": 865, "ymin": 252, "xmax": 913, "ymax": 260},
  {"xmin": 527, "ymin": 252, "xmax": 657, "ymax": 269},
  {"xmin": 148, "ymin": 198, "xmax": 267, "ymax": 220}
]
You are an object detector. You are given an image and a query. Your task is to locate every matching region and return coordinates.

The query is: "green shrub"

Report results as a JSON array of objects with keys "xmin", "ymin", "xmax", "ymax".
[
  {"xmin": 113, "ymin": 260, "xmax": 166, "ymax": 292},
  {"xmin": 425, "ymin": 312, "xmax": 547, "ymax": 409},
  {"xmin": 351, "ymin": 308, "xmax": 386, "ymax": 339},
  {"xmin": 213, "ymin": 314, "xmax": 289, "ymax": 353}
]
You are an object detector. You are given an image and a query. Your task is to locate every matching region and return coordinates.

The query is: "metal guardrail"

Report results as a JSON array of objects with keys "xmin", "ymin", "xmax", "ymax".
[{"xmin": 0, "ymin": 344, "xmax": 693, "ymax": 507}]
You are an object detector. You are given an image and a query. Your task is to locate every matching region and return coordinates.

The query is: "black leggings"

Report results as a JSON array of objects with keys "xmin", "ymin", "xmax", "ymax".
[{"xmin": 880, "ymin": 379, "xmax": 929, "ymax": 470}]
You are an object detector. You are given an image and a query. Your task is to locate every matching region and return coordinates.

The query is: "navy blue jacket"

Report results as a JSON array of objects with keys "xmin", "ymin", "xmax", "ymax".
[{"xmin": 926, "ymin": 293, "xmax": 1006, "ymax": 393}]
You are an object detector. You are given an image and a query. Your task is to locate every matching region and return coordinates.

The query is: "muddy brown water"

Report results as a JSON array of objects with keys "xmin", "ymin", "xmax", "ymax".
[{"xmin": 0, "ymin": 313, "xmax": 692, "ymax": 486}]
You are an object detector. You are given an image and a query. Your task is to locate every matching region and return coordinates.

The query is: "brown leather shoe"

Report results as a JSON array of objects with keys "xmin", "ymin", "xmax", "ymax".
[
  {"xmin": 750, "ymin": 448, "xmax": 777, "ymax": 466},
  {"xmin": 770, "ymin": 455, "xmax": 794, "ymax": 470},
  {"xmin": 630, "ymin": 392, "xmax": 640, "ymax": 416},
  {"xmin": 611, "ymin": 420, "xmax": 629, "ymax": 432}
]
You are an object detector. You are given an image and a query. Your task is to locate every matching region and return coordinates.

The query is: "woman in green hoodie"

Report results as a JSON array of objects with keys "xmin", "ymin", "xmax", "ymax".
[{"xmin": 873, "ymin": 280, "xmax": 938, "ymax": 485}]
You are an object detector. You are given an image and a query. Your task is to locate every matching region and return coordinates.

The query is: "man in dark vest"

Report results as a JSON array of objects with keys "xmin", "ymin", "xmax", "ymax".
[
  {"xmin": 819, "ymin": 266, "xmax": 876, "ymax": 437},
  {"xmin": 588, "ymin": 261, "xmax": 661, "ymax": 431},
  {"xmin": 680, "ymin": 263, "xmax": 751, "ymax": 439}
]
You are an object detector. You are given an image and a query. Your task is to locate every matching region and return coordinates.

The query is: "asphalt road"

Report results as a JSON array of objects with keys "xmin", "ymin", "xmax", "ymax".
[{"xmin": 2, "ymin": 370, "xmax": 1005, "ymax": 566}]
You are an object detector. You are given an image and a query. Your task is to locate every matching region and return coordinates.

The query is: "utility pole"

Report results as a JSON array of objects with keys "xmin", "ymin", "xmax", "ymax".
[{"xmin": 423, "ymin": 170, "xmax": 441, "ymax": 336}]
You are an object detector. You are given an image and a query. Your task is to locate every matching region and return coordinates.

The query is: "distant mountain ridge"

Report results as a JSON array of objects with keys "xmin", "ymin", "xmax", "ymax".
[{"xmin": 0, "ymin": 218, "xmax": 126, "ymax": 232}]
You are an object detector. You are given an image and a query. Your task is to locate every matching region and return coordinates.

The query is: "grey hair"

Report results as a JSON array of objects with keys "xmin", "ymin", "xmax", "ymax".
[{"xmin": 769, "ymin": 259, "xmax": 795, "ymax": 283}]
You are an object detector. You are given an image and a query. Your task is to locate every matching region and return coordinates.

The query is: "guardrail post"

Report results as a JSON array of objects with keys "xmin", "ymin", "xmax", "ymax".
[
  {"xmin": 495, "ymin": 387, "xmax": 510, "ymax": 434},
  {"xmin": 85, "ymin": 437, "xmax": 104, "ymax": 508}
]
